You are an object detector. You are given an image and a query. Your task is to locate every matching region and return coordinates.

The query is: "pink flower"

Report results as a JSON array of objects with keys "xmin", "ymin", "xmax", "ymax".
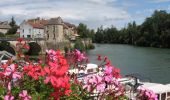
[
  {"xmin": 97, "ymin": 54, "xmax": 102, "ymax": 61},
  {"xmin": 104, "ymin": 75, "xmax": 113, "ymax": 83},
  {"xmin": 83, "ymin": 75, "xmax": 106, "ymax": 92},
  {"xmin": 96, "ymin": 83, "xmax": 105, "ymax": 92},
  {"xmin": 137, "ymin": 87, "xmax": 158, "ymax": 100},
  {"xmin": 46, "ymin": 49, "xmax": 58, "ymax": 61},
  {"xmin": 104, "ymin": 66, "xmax": 113, "ymax": 75},
  {"xmin": 4, "ymin": 64, "xmax": 21, "ymax": 79},
  {"xmin": 7, "ymin": 82, "xmax": 11, "ymax": 91},
  {"xmin": 19, "ymin": 90, "xmax": 31, "ymax": 100},
  {"xmin": 83, "ymin": 84, "xmax": 92, "ymax": 92},
  {"xmin": 75, "ymin": 49, "xmax": 86, "ymax": 61},
  {"xmin": 113, "ymin": 67, "xmax": 121, "ymax": 78},
  {"xmin": 23, "ymin": 42, "xmax": 30, "ymax": 50},
  {"xmin": 17, "ymin": 38, "xmax": 23, "ymax": 43},
  {"xmin": 4, "ymin": 95, "xmax": 14, "ymax": 100}
]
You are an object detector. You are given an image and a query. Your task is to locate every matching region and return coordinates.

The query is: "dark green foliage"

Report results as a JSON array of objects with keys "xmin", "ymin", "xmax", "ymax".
[
  {"xmin": 77, "ymin": 23, "xmax": 95, "ymax": 40},
  {"xmin": 6, "ymin": 16, "xmax": 18, "ymax": 35},
  {"xmin": 26, "ymin": 42, "xmax": 41, "ymax": 55},
  {"xmin": 86, "ymin": 44, "xmax": 95, "ymax": 49},
  {"xmin": 74, "ymin": 39, "xmax": 85, "ymax": 51},
  {"xmin": 61, "ymin": 83, "xmax": 92, "ymax": 100},
  {"xmin": 0, "ymin": 32, "xmax": 5, "ymax": 37},
  {"xmin": 64, "ymin": 46, "xmax": 69, "ymax": 53},
  {"xmin": 0, "ymin": 41, "xmax": 16, "ymax": 56},
  {"xmin": 94, "ymin": 10, "xmax": 170, "ymax": 48}
]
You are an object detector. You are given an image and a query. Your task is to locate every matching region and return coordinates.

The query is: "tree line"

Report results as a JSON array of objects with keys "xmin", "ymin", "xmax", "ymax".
[{"xmin": 94, "ymin": 10, "xmax": 170, "ymax": 48}]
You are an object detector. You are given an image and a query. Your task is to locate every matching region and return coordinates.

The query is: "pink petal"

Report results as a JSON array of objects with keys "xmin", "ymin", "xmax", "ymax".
[
  {"xmin": 4, "ymin": 95, "xmax": 9, "ymax": 100},
  {"xmin": 23, "ymin": 90, "xmax": 28, "ymax": 97},
  {"xmin": 8, "ymin": 82, "xmax": 11, "ymax": 91},
  {"xmin": 44, "ymin": 77, "xmax": 50, "ymax": 84}
]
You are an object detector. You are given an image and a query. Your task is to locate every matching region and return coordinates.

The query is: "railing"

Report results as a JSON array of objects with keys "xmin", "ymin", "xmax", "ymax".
[
  {"xmin": 0, "ymin": 51, "xmax": 15, "ymax": 61},
  {"xmin": 0, "ymin": 38, "xmax": 45, "ymax": 41}
]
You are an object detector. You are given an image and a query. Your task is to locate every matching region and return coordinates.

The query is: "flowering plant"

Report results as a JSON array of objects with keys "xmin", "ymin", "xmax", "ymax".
[
  {"xmin": 137, "ymin": 87, "xmax": 158, "ymax": 100},
  {"xmin": 0, "ymin": 38, "xmax": 158, "ymax": 100}
]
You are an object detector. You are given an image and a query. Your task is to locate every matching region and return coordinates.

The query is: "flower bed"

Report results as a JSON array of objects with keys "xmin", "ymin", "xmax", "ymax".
[{"xmin": 0, "ymin": 38, "xmax": 158, "ymax": 100}]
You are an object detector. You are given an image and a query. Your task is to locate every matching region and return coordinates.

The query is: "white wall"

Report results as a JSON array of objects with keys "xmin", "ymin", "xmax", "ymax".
[
  {"xmin": 20, "ymin": 21, "xmax": 44, "ymax": 38},
  {"xmin": 20, "ymin": 22, "xmax": 33, "ymax": 38}
]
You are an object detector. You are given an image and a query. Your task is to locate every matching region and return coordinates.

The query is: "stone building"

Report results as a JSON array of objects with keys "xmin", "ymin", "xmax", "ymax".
[
  {"xmin": 0, "ymin": 21, "xmax": 11, "ymax": 34},
  {"xmin": 44, "ymin": 17, "xmax": 78, "ymax": 49},
  {"xmin": 19, "ymin": 17, "xmax": 78, "ymax": 50},
  {"xmin": 45, "ymin": 17, "xmax": 64, "ymax": 42}
]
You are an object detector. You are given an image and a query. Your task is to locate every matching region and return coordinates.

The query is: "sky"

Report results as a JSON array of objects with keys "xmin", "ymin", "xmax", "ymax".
[{"xmin": 0, "ymin": 0, "xmax": 170, "ymax": 29}]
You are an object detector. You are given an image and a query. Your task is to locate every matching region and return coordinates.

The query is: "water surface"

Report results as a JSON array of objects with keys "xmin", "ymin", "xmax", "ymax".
[{"xmin": 87, "ymin": 44, "xmax": 170, "ymax": 84}]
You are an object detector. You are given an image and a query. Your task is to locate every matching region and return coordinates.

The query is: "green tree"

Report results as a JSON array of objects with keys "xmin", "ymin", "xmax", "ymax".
[
  {"xmin": 6, "ymin": 16, "xmax": 18, "ymax": 35},
  {"xmin": 0, "ymin": 32, "xmax": 5, "ymax": 37},
  {"xmin": 94, "ymin": 10, "xmax": 170, "ymax": 48},
  {"xmin": 77, "ymin": 23, "xmax": 94, "ymax": 39},
  {"xmin": 74, "ymin": 39, "xmax": 85, "ymax": 51}
]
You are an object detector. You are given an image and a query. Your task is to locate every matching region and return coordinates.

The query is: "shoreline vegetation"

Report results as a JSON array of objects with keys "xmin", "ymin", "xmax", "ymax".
[{"xmin": 93, "ymin": 10, "xmax": 170, "ymax": 48}]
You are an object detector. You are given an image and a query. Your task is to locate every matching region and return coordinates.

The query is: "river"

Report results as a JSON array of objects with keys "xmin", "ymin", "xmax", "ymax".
[{"xmin": 87, "ymin": 44, "xmax": 170, "ymax": 84}]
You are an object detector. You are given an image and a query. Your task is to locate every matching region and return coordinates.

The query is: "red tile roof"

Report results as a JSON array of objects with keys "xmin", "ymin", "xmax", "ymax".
[{"xmin": 27, "ymin": 19, "xmax": 48, "ymax": 29}]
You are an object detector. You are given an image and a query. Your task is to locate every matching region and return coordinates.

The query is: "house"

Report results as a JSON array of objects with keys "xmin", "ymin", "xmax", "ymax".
[
  {"xmin": 44, "ymin": 17, "xmax": 78, "ymax": 42},
  {"xmin": 0, "ymin": 21, "xmax": 11, "ymax": 34},
  {"xmin": 44, "ymin": 17, "xmax": 78, "ymax": 49},
  {"xmin": 19, "ymin": 17, "xmax": 48, "ymax": 38},
  {"xmin": 20, "ymin": 17, "xmax": 78, "ymax": 40},
  {"xmin": 44, "ymin": 17, "xmax": 64, "ymax": 42}
]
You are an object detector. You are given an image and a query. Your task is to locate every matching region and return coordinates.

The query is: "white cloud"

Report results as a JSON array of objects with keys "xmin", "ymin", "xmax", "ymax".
[
  {"xmin": 168, "ymin": 5, "xmax": 170, "ymax": 10},
  {"xmin": 0, "ymin": 0, "xmax": 131, "ymax": 29},
  {"xmin": 84, "ymin": 0, "xmax": 116, "ymax": 4},
  {"xmin": 148, "ymin": 0, "xmax": 170, "ymax": 3}
]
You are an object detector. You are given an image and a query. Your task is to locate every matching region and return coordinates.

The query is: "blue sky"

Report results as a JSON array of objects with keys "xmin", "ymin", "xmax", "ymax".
[{"xmin": 0, "ymin": 0, "xmax": 170, "ymax": 29}]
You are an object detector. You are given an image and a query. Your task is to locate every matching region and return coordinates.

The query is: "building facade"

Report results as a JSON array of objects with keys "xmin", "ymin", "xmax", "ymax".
[
  {"xmin": 19, "ymin": 18, "xmax": 47, "ymax": 38},
  {"xmin": 44, "ymin": 17, "xmax": 78, "ymax": 49},
  {"xmin": 44, "ymin": 17, "xmax": 64, "ymax": 42},
  {"xmin": 19, "ymin": 17, "xmax": 78, "ymax": 49},
  {"xmin": 0, "ymin": 21, "xmax": 11, "ymax": 34}
]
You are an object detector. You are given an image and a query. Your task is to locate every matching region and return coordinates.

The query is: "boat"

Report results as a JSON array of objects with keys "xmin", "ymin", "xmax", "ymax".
[
  {"xmin": 69, "ymin": 64, "xmax": 170, "ymax": 100},
  {"xmin": 119, "ymin": 74, "xmax": 170, "ymax": 100},
  {"xmin": 0, "ymin": 51, "xmax": 16, "ymax": 64}
]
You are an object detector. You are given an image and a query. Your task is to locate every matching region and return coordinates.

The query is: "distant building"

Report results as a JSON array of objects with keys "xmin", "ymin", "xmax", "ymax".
[
  {"xmin": 63, "ymin": 22, "xmax": 79, "ymax": 41},
  {"xmin": 44, "ymin": 17, "xmax": 78, "ymax": 42},
  {"xmin": 0, "ymin": 21, "xmax": 11, "ymax": 34},
  {"xmin": 19, "ymin": 17, "xmax": 48, "ymax": 38},
  {"xmin": 20, "ymin": 17, "xmax": 78, "ymax": 41}
]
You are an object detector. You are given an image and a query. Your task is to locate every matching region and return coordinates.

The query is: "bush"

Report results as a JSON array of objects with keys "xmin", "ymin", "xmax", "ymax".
[
  {"xmin": 26, "ymin": 42, "xmax": 41, "ymax": 55},
  {"xmin": 0, "ymin": 32, "xmax": 5, "ymax": 37},
  {"xmin": 0, "ymin": 41, "xmax": 15, "ymax": 57},
  {"xmin": 86, "ymin": 44, "xmax": 95, "ymax": 49},
  {"xmin": 74, "ymin": 39, "xmax": 85, "ymax": 51}
]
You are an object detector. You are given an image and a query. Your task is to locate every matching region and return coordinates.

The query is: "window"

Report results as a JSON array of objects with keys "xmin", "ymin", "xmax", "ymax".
[
  {"xmin": 47, "ymin": 34, "xmax": 49, "ymax": 40},
  {"xmin": 29, "ymin": 29, "xmax": 31, "ymax": 34},
  {"xmin": 53, "ymin": 33, "xmax": 56, "ymax": 40},
  {"xmin": 53, "ymin": 26, "xmax": 55, "ymax": 32},
  {"xmin": 53, "ymin": 26, "xmax": 56, "ymax": 40},
  {"xmin": 87, "ymin": 69, "xmax": 93, "ymax": 73},
  {"xmin": 23, "ymin": 29, "xmax": 24, "ymax": 33},
  {"xmin": 27, "ymin": 35, "xmax": 31, "ymax": 38}
]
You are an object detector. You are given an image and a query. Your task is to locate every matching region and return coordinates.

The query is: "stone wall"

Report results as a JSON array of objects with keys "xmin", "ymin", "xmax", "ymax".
[
  {"xmin": 81, "ymin": 38, "xmax": 93, "ymax": 47},
  {"xmin": 0, "ymin": 29, "xmax": 8, "ymax": 34},
  {"xmin": 45, "ymin": 24, "xmax": 64, "ymax": 42}
]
